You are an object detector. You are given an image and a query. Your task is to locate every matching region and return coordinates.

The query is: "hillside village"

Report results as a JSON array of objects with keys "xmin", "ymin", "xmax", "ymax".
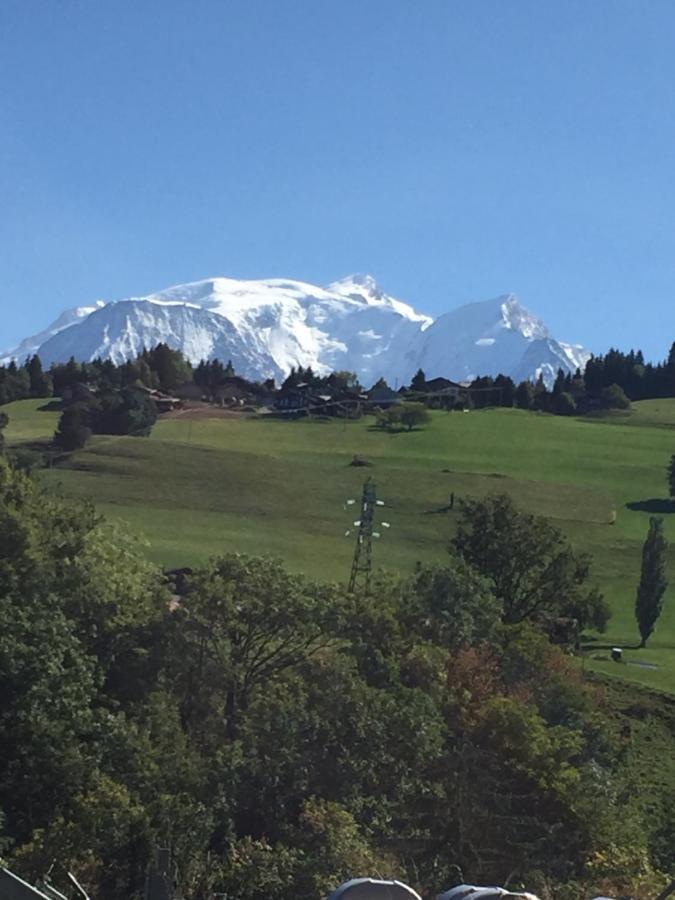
[{"xmin": 4, "ymin": 339, "xmax": 670, "ymax": 456}]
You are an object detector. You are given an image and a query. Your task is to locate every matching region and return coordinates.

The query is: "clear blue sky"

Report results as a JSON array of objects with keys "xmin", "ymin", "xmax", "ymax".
[{"xmin": 2, "ymin": 0, "xmax": 674, "ymax": 359}]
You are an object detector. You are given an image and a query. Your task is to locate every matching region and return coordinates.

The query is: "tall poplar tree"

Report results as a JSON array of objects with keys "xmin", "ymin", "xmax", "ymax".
[{"xmin": 635, "ymin": 516, "xmax": 668, "ymax": 648}]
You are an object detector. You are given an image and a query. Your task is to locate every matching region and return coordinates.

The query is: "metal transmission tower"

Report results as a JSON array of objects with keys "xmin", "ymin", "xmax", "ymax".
[{"xmin": 346, "ymin": 477, "xmax": 389, "ymax": 595}]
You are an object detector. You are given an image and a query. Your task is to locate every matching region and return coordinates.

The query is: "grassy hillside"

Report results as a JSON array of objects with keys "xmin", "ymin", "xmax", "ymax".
[
  {"xmin": 4, "ymin": 397, "xmax": 675, "ymax": 693},
  {"xmin": 4, "ymin": 398, "xmax": 61, "ymax": 442}
]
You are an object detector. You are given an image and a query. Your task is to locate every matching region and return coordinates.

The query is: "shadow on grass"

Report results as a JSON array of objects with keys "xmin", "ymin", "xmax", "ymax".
[
  {"xmin": 14, "ymin": 439, "xmax": 53, "ymax": 452},
  {"xmin": 626, "ymin": 498, "xmax": 675, "ymax": 514},
  {"xmin": 37, "ymin": 400, "xmax": 63, "ymax": 412},
  {"xmin": 581, "ymin": 641, "xmax": 642, "ymax": 651},
  {"xmin": 366, "ymin": 425, "xmax": 421, "ymax": 435}
]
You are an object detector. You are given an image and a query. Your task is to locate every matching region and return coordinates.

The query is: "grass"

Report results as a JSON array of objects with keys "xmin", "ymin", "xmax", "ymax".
[
  {"xmin": 3, "ymin": 398, "xmax": 61, "ymax": 443},
  {"xmin": 4, "ymin": 397, "xmax": 675, "ymax": 694}
]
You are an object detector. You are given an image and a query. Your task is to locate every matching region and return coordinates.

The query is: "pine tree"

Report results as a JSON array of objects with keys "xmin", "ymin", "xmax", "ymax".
[
  {"xmin": 532, "ymin": 373, "xmax": 548, "ymax": 411},
  {"xmin": 194, "ymin": 360, "xmax": 209, "ymax": 386},
  {"xmin": 515, "ymin": 380, "xmax": 534, "ymax": 410},
  {"xmin": 668, "ymin": 455, "xmax": 675, "ymax": 500},
  {"xmin": 552, "ymin": 368, "xmax": 566, "ymax": 397},
  {"xmin": 209, "ymin": 359, "xmax": 225, "ymax": 387},
  {"xmin": 494, "ymin": 374, "xmax": 515, "ymax": 407},
  {"xmin": 667, "ymin": 343, "xmax": 675, "ymax": 397},
  {"xmin": 410, "ymin": 368, "xmax": 426, "ymax": 392},
  {"xmin": 635, "ymin": 517, "xmax": 668, "ymax": 648}
]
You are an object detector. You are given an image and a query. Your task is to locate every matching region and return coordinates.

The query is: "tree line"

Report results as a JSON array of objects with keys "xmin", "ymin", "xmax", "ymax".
[
  {"xmin": 2, "ymin": 335, "xmax": 675, "ymax": 417},
  {"xmin": 0, "ymin": 344, "xmax": 200, "ymax": 407},
  {"xmin": 405, "ymin": 368, "xmax": 632, "ymax": 415},
  {"xmin": 0, "ymin": 353, "xmax": 365, "ymax": 409},
  {"xmin": 406, "ymin": 341, "xmax": 675, "ymax": 415}
]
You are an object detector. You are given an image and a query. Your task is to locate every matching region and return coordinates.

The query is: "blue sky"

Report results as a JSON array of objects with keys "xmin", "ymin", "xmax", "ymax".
[{"xmin": 1, "ymin": 0, "xmax": 674, "ymax": 359}]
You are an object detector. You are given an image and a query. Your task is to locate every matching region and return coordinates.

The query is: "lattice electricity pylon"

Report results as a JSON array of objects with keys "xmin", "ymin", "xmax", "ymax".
[{"xmin": 345, "ymin": 477, "xmax": 389, "ymax": 595}]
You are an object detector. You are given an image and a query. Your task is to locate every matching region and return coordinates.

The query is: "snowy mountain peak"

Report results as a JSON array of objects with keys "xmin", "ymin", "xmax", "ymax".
[
  {"xmin": 2, "ymin": 276, "xmax": 590, "ymax": 387},
  {"xmin": 498, "ymin": 294, "xmax": 550, "ymax": 340},
  {"xmin": 329, "ymin": 273, "xmax": 384, "ymax": 299},
  {"xmin": 327, "ymin": 274, "xmax": 432, "ymax": 325},
  {"xmin": 399, "ymin": 292, "xmax": 587, "ymax": 385}
]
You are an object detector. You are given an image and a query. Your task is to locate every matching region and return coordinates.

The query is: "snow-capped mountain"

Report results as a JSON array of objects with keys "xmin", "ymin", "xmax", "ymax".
[
  {"xmin": 4, "ymin": 301, "xmax": 106, "ymax": 365},
  {"xmin": 407, "ymin": 294, "xmax": 589, "ymax": 385},
  {"xmin": 1, "ymin": 276, "xmax": 589, "ymax": 386},
  {"xmin": 34, "ymin": 300, "xmax": 280, "ymax": 382}
]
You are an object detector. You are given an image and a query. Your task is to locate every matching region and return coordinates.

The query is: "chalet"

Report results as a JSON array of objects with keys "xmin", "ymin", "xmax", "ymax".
[
  {"xmin": 318, "ymin": 389, "xmax": 368, "ymax": 417},
  {"xmin": 274, "ymin": 386, "xmax": 321, "ymax": 411},
  {"xmin": 367, "ymin": 383, "xmax": 400, "ymax": 408},
  {"xmin": 259, "ymin": 386, "xmax": 278, "ymax": 408},
  {"xmin": 137, "ymin": 385, "xmax": 183, "ymax": 412},
  {"xmin": 424, "ymin": 376, "xmax": 464, "ymax": 399},
  {"xmin": 274, "ymin": 380, "xmax": 369, "ymax": 416},
  {"xmin": 217, "ymin": 376, "xmax": 257, "ymax": 401},
  {"xmin": 173, "ymin": 382, "xmax": 207, "ymax": 402},
  {"xmin": 153, "ymin": 394, "xmax": 182, "ymax": 413},
  {"xmin": 418, "ymin": 377, "xmax": 467, "ymax": 408}
]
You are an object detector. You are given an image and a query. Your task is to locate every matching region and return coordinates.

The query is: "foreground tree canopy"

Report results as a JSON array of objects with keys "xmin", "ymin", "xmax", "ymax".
[{"xmin": 0, "ymin": 463, "xmax": 671, "ymax": 899}]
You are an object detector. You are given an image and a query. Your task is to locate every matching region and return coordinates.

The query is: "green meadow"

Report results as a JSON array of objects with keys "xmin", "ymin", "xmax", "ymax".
[{"xmin": 5, "ymin": 397, "xmax": 675, "ymax": 693}]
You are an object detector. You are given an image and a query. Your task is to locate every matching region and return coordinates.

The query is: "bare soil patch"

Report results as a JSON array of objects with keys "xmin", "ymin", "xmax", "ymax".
[{"xmin": 159, "ymin": 403, "xmax": 248, "ymax": 421}]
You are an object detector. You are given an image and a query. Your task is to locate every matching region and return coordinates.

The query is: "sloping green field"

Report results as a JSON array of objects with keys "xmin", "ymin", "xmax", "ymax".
[{"xmin": 5, "ymin": 398, "xmax": 675, "ymax": 693}]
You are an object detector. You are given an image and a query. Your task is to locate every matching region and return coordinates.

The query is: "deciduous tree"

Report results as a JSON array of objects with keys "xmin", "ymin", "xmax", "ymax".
[
  {"xmin": 601, "ymin": 383, "xmax": 631, "ymax": 410},
  {"xmin": 452, "ymin": 493, "xmax": 610, "ymax": 632},
  {"xmin": 399, "ymin": 402, "xmax": 431, "ymax": 431},
  {"xmin": 54, "ymin": 402, "xmax": 92, "ymax": 450},
  {"xmin": 169, "ymin": 555, "xmax": 340, "ymax": 741}
]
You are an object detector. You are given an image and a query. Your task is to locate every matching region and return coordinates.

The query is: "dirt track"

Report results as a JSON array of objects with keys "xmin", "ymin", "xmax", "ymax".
[{"xmin": 159, "ymin": 403, "xmax": 252, "ymax": 421}]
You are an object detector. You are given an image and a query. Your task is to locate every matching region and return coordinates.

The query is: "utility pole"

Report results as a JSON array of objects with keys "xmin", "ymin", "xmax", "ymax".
[{"xmin": 348, "ymin": 477, "xmax": 377, "ymax": 595}]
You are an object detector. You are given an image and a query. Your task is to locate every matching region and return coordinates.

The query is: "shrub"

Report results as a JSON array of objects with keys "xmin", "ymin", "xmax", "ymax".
[{"xmin": 600, "ymin": 383, "xmax": 631, "ymax": 410}]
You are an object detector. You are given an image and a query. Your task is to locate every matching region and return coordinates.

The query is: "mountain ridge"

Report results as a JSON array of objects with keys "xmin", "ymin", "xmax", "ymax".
[{"xmin": 2, "ymin": 276, "xmax": 590, "ymax": 386}]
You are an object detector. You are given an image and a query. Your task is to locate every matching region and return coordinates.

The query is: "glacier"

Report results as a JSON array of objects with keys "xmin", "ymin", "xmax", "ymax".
[{"xmin": 1, "ymin": 275, "xmax": 590, "ymax": 387}]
